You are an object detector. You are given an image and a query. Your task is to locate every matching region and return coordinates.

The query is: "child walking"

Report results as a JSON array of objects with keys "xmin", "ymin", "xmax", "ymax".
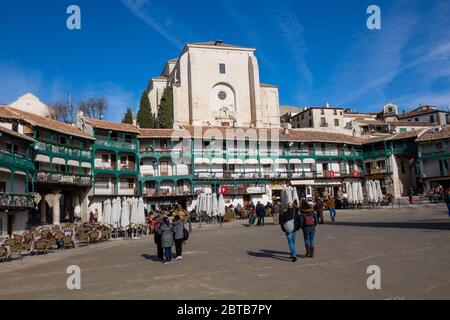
[{"xmin": 301, "ymin": 203, "xmax": 318, "ymax": 258}]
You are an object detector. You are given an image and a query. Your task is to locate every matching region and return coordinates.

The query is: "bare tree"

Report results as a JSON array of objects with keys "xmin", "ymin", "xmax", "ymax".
[
  {"xmin": 78, "ymin": 98, "xmax": 108, "ymax": 119},
  {"xmin": 49, "ymin": 100, "xmax": 74, "ymax": 123}
]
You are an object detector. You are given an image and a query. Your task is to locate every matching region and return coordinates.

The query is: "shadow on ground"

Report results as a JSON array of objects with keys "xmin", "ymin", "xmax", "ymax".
[
  {"xmin": 141, "ymin": 254, "xmax": 162, "ymax": 262},
  {"xmin": 333, "ymin": 220, "xmax": 450, "ymax": 231},
  {"xmin": 247, "ymin": 249, "xmax": 305, "ymax": 261}
]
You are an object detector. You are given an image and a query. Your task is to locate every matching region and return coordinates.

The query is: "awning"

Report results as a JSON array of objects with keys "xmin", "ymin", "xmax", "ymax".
[
  {"xmin": 274, "ymin": 158, "xmax": 288, "ymax": 164},
  {"xmin": 52, "ymin": 157, "xmax": 65, "ymax": 165},
  {"xmin": 291, "ymin": 180, "xmax": 315, "ymax": 186},
  {"xmin": 35, "ymin": 154, "xmax": 50, "ymax": 163},
  {"xmin": 302, "ymin": 158, "xmax": 315, "ymax": 164},
  {"xmin": 81, "ymin": 162, "xmax": 92, "ymax": 169},
  {"xmin": 245, "ymin": 159, "xmax": 259, "ymax": 165},
  {"xmin": 211, "ymin": 158, "xmax": 226, "ymax": 165},
  {"xmin": 194, "ymin": 158, "xmax": 210, "ymax": 165},
  {"xmin": 260, "ymin": 158, "xmax": 273, "ymax": 165},
  {"xmin": 289, "ymin": 159, "xmax": 302, "ymax": 164},
  {"xmin": 67, "ymin": 160, "xmax": 79, "ymax": 167},
  {"xmin": 228, "ymin": 158, "xmax": 243, "ymax": 165}
]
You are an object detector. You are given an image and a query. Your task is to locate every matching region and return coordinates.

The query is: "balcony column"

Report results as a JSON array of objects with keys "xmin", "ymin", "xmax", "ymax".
[
  {"xmin": 40, "ymin": 194, "xmax": 47, "ymax": 224},
  {"xmin": 80, "ymin": 192, "xmax": 89, "ymax": 223},
  {"xmin": 52, "ymin": 192, "xmax": 62, "ymax": 225}
]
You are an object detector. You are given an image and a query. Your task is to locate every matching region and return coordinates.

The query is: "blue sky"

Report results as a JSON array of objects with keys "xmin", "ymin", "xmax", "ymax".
[{"xmin": 0, "ymin": 0, "xmax": 449, "ymax": 121}]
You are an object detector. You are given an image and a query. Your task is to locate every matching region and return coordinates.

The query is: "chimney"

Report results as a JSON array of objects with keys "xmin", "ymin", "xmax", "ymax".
[
  {"xmin": 75, "ymin": 109, "xmax": 84, "ymax": 130},
  {"xmin": 215, "ymin": 40, "xmax": 224, "ymax": 46}
]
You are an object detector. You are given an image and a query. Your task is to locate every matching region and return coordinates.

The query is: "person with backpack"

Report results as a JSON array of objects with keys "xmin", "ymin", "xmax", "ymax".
[
  {"xmin": 158, "ymin": 217, "xmax": 174, "ymax": 264},
  {"xmin": 173, "ymin": 215, "xmax": 185, "ymax": 260},
  {"xmin": 301, "ymin": 202, "xmax": 318, "ymax": 258},
  {"xmin": 280, "ymin": 202, "xmax": 302, "ymax": 262}
]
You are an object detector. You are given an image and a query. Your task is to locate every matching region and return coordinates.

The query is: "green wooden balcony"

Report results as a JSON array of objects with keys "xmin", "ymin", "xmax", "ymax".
[
  {"xmin": 0, "ymin": 151, "xmax": 34, "ymax": 171},
  {"xmin": 36, "ymin": 171, "xmax": 92, "ymax": 186},
  {"xmin": 94, "ymin": 138, "xmax": 137, "ymax": 151},
  {"xmin": 0, "ymin": 193, "xmax": 34, "ymax": 209},
  {"xmin": 34, "ymin": 141, "xmax": 91, "ymax": 161}
]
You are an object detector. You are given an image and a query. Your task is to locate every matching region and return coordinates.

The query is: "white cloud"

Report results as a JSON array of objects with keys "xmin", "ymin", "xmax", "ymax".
[{"xmin": 121, "ymin": 0, "xmax": 184, "ymax": 49}]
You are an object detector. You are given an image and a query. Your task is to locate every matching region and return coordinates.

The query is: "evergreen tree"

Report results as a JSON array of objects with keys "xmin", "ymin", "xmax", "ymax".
[
  {"xmin": 122, "ymin": 107, "xmax": 134, "ymax": 124},
  {"xmin": 157, "ymin": 86, "xmax": 174, "ymax": 129},
  {"xmin": 137, "ymin": 91, "xmax": 155, "ymax": 128}
]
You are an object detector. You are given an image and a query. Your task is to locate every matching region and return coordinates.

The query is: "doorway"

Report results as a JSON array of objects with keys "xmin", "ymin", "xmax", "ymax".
[{"xmin": 7, "ymin": 214, "xmax": 13, "ymax": 236}]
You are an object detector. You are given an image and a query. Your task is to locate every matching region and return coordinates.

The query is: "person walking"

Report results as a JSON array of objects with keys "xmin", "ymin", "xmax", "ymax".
[
  {"xmin": 173, "ymin": 215, "xmax": 185, "ymax": 260},
  {"xmin": 327, "ymin": 195, "xmax": 337, "ymax": 222},
  {"xmin": 272, "ymin": 201, "xmax": 280, "ymax": 225},
  {"xmin": 280, "ymin": 202, "xmax": 302, "ymax": 262},
  {"xmin": 445, "ymin": 187, "xmax": 450, "ymax": 218},
  {"xmin": 314, "ymin": 196, "xmax": 324, "ymax": 224},
  {"xmin": 158, "ymin": 217, "xmax": 174, "ymax": 264},
  {"xmin": 256, "ymin": 201, "xmax": 266, "ymax": 226},
  {"xmin": 301, "ymin": 202, "xmax": 318, "ymax": 258}
]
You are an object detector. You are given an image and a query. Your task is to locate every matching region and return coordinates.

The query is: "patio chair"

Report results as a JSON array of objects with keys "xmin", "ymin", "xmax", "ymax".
[
  {"xmin": 89, "ymin": 230, "xmax": 100, "ymax": 243},
  {"xmin": 5, "ymin": 238, "xmax": 17, "ymax": 247},
  {"xmin": 0, "ymin": 246, "xmax": 10, "ymax": 262},
  {"xmin": 13, "ymin": 235, "xmax": 24, "ymax": 244},
  {"xmin": 100, "ymin": 229, "xmax": 111, "ymax": 242},
  {"xmin": 46, "ymin": 238, "xmax": 58, "ymax": 251},
  {"xmin": 54, "ymin": 231, "xmax": 65, "ymax": 240},
  {"xmin": 23, "ymin": 233, "xmax": 35, "ymax": 244},
  {"xmin": 9, "ymin": 245, "xmax": 24, "ymax": 260},
  {"xmin": 18, "ymin": 242, "xmax": 33, "ymax": 256},
  {"xmin": 61, "ymin": 236, "xmax": 74, "ymax": 249},
  {"xmin": 78, "ymin": 232, "xmax": 89, "ymax": 247},
  {"xmin": 34, "ymin": 239, "xmax": 48, "ymax": 255}
]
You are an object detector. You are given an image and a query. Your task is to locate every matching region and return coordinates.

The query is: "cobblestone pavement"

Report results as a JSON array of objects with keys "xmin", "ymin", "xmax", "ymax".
[{"xmin": 0, "ymin": 205, "xmax": 449, "ymax": 300}]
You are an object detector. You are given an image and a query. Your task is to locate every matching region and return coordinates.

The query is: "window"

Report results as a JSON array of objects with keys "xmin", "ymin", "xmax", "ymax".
[
  {"xmin": 120, "ymin": 156, "xmax": 127, "ymax": 164},
  {"xmin": 309, "ymin": 110, "xmax": 312, "ymax": 116},
  {"xmin": 400, "ymin": 128, "xmax": 407, "ymax": 132},
  {"xmin": 430, "ymin": 115, "xmax": 435, "ymax": 123},
  {"xmin": 301, "ymin": 114, "xmax": 304, "ymax": 120},
  {"xmin": 321, "ymin": 109, "xmax": 325, "ymax": 115},
  {"xmin": 334, "ymin": 119, "xmax": 339, "ymax": 127},
  {"xmin": 333, "ymin": 110, "xmax": 337, "ymax": 115},
  {"xmin": 388, "ymin": 107, "xmax": 393, "ymax": 113},
  {"xmin": 0, "ymin": 181, "xmax": 6, "ymax": 193},
  {"xmin": 12, "ymin": 123, "xmax": 18, "ymax": 132},
  {"xmin": 101, "ymin": 155, "xmax": 109, "ymax": 163},
  {"xmin": 119, "ymin": 178, "xmax": 134, "ymax": 189},
  {"xmin": 219, "ymin": 63, "xmax": 226, "ymax": 74},
  {"xmin": 6, "ymin": 143, "xmax": 17, "ymax": 155},
  {"xmin": 308, "ymin": 119, "xmax": 313, "ymax": 128},
  {"xmin": 340, "ymin": 111, "xmax": 343, "ymax": 116},
  {"xmin": 95, "ymin": 177, "xmax": 109, "ymax": 189},
  {"xmin": 415, "ymin": 118, "xmax": 419, "ymax": 122},
  {"xmin": 436, "ymin": 143, "xmax": 443, "ymax": 150},
  {"xmin": 320, "ymin": 117, "xmax": 327, "ymax": 126},
  {"xmin": 218, "ymin": 91, "xmax": 227, "ymax": 100},
  {"xmin": 60, "ymin": 137, "xmax": 66, "ymax": 145}
]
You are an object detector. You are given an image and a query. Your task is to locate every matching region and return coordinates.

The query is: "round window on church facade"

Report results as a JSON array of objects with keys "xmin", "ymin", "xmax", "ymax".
[{"xmin": 218, "ymin": 91, "xmax": 227, "ymax": 100}]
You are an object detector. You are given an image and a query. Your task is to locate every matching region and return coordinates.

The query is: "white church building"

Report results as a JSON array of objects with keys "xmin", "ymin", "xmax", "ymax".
[{"xmin": 146, "ymin": 41, "xmax": 281, "ymax": 129}]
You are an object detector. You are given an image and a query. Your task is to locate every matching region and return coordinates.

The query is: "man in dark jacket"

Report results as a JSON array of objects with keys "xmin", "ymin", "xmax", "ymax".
[
  {"xmin": 256, "ymin": 201, "xmax": 266, "ymax": 226},
  {"xmin": 280, "ymin": 202, "xmax": 303, "ymax": 262}
]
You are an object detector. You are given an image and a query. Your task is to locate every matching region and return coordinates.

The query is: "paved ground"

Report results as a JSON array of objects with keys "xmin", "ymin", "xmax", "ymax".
[{"xmin": 1, "ymin": 204, "xmax": 450, "ymax": 300}]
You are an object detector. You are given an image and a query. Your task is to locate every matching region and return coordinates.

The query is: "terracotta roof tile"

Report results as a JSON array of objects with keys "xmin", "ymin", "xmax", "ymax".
[
  {"xmin": 0, "ymin": 125, "xmax": 35, "ymax": 143},
  {"xmin": 398, "ymin": 106, "xmax": 448, "ymax": 119},
  {"xmin": 416, "ymin": 127, "xmax": 450, "ymax": 142},
  {"xmin": 0, "ymin": 106, "xmax": 22, "ymax": 119},
  {"xmin": 139, "ymin": 126, "xmax": 364, "ymax": 145},
  {"xmin": 84, "ymin": 118, "xmax": 140, "ymax": 134},
  {"xmin": 4, "ymin": 107, "xmax": 94, "ymax": 140}
]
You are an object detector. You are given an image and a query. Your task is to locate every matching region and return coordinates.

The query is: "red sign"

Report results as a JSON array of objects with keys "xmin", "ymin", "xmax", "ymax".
[
  {"xmin": 219, "ymin": 186, "xmax": 227, "ymax": 194},
  {"xmin": 353, "ymin": 170, "xmax": 359, "ymax": 177},
  {"xmin": 330, "ymin": 170, "xmax": 335, "ymax": 178}
]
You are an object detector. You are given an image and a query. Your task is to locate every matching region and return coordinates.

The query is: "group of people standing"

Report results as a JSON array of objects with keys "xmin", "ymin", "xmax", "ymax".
[{"xmin": 153, "ymin": 214, "xmax": 188, "ymax": 264}]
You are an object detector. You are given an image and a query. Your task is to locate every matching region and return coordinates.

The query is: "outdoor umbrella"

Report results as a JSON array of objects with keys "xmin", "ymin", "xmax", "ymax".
[
  {"xmin": 347, "ymin": 181, "xmax": 353, "ymax": 204},
  {"xmin": 371, "ymin": 180, "xmax": 378, "ymax": 203},
  {"xmin": 130, "ymin": 197, "xmax": 139, "ymax": 226},
  {"xmin": 103, "ymin": 199, "xmax": 111, "ymax": 226},
  {"xmin": 121, "ymin": 198, "xmax": 130, "ymax": 229},
  {"xmin": 366, "ymin": 180, "xmax": 372, "ymax": 202},
  {"xmin": 218, "ymin": 193, "xmax": 225, "ymax": 217},
  {"xmin": 137, "ymin": 198, "xmax": 146, "ymax": 225},
  {"xmin": 212, "ymin": 193, "xmax": 218, "ymax": 216},
  {"xmin": 352, "ymin": 181, "xmax": 358, "ymax": 204},
  {"xmin": 206, "ymin": 194, "xmax": 212, "ymax": 216},
  {"xmin": 375, "ymin": 180, "xmax": 383, "ymax": 201},
  {"xmin": 357, "ymin": 182, "xmax": 364, "ymax": 204}
]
